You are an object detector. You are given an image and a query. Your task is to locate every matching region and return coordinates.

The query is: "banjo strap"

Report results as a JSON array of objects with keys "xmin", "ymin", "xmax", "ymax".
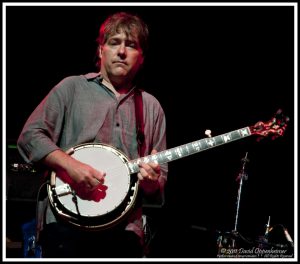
[{"xmin": 134, "ymin": 89, "xmax": 145, "ymax": 157}]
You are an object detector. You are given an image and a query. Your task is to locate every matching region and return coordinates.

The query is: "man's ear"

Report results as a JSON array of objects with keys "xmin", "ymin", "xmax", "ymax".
[{"xmin": 99, "ymin": 46, "xmax": 103, "ymax": 59}]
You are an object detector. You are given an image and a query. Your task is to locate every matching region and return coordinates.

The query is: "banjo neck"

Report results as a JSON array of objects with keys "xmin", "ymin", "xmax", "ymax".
[
  {"xmin": 127, "ymin": 127, "xmax": 252, "ymax": 174},
  {"xmin": 127, "ymin": 109, "xmax": 289, "ymax": 174}
]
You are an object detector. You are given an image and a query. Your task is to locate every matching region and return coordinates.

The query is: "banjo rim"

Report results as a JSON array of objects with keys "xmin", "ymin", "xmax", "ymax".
[{"xmin": 47, "ymin": 143, "xmax": 139, "ymax": 230}]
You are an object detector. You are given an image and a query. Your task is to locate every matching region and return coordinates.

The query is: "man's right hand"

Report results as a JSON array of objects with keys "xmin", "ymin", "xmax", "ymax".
[{"xmin": 43, "ymin": 149, "xmax": 106, "ymax": 200}]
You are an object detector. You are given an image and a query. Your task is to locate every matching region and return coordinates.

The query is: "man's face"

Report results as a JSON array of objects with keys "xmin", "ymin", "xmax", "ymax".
[{"xmin": 99, "ymin": 30, "xmax": 144, "ymax": 85}]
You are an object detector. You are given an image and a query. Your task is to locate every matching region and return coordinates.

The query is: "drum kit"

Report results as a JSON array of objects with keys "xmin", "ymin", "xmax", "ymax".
[{"xmin": 215, "ymin": 153, "xmax": 294, "ymax": 258}]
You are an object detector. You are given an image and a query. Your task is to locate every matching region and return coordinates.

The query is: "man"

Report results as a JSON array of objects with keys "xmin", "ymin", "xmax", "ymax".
[{"xmin": 17, "ymin": 11, "xmax": 167, "ymax": 258}]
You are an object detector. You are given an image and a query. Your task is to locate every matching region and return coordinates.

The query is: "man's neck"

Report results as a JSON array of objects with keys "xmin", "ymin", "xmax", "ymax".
[{"xmin": 101, "ymin": 77, "xmax": 133, "ymax": 98}]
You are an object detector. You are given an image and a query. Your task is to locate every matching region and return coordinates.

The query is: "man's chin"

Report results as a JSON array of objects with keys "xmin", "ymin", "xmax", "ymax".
[{"xmin": 112, "ymin": 68, "xmax": 128, "ymax": 76}]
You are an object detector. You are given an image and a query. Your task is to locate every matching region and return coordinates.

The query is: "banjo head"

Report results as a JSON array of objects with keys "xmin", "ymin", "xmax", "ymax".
[{"xmin": 48, "ymin": 143, "xmax": 139, "ymax": 230}]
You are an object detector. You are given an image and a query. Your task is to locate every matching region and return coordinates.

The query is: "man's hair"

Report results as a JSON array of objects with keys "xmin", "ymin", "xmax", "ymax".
[{"xmin": 95, "ymin": 12, "xmax": 149, "ymax": 69}]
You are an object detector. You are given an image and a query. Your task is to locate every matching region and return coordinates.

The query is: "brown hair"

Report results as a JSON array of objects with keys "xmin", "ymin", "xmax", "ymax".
[{"xmin": 95, "ymin": 12, "xmax": 149, "ymax": 69}]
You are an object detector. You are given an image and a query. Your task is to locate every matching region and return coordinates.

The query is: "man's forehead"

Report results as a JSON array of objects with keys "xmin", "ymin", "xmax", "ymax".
[{"xmin": 108, "ymin": 28, "xmax": 139, "ymax": 41}]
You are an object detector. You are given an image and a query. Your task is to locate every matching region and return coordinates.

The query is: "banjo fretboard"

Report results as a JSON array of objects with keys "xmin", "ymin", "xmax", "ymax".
[{"xmin": 128, "ymin": 127, "xmax": 252, "ymax": 174}]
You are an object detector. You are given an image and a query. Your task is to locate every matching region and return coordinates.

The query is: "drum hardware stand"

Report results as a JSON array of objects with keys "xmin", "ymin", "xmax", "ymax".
[
  {"xmin": 257, "ymin": 216, "xmax": 271, "ymax": 249},
  {"xmin": 217, "ymin": 152, "xmax": 250, "ymax": 256},
  {"xmin": 231, "ymin": 152, "xmax": 249, "ymax": 249},
  {"xmin": 264, "ymin": 216, "xmax": 271, "ymax": 242},
  {"xmin": 257, "ymin": 220, "xmax": 294, "ymax": 250}
]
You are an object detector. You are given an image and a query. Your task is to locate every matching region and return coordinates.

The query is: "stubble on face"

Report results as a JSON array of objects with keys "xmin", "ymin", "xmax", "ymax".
[{"xmin": 99, "ymin": 30, "xmax": 144, "ymax": 90}]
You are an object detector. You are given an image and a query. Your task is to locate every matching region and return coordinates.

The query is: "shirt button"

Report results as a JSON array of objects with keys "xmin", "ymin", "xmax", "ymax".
[{"xmin": 116, "ymin": 123, "xmax": 120, "ymax": 127}]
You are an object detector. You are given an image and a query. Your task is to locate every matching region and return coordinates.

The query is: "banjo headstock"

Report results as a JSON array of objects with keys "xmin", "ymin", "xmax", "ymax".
[{"xmin": 250, "ymin": 109, "xmax": 289, "ymax": 140}]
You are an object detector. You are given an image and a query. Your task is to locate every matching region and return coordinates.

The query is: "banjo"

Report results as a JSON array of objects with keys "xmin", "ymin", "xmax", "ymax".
[{"xmin": 47, "ymin": 109, "xmax": 289, "ymax": 230}]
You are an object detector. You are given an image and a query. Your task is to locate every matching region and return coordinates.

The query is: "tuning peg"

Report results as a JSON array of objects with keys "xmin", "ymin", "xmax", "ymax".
[
  {"xmin": 286, "ymin": 116, "xmax": 290, "ymax": 122},
  {"xmin": 205, "ymin": 129, "xmax": 212, "ymax": 138}
]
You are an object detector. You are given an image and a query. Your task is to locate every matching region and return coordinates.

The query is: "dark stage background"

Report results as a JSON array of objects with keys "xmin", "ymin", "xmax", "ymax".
[{"xmin": 5, "ymin": 5, "xmax": 295, "ymax": 258}]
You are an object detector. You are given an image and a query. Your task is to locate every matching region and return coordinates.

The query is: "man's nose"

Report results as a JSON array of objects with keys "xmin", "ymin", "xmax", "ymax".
[{"xmin": 117, "ymin": 43, "xmax": 126, "ymax": 57}]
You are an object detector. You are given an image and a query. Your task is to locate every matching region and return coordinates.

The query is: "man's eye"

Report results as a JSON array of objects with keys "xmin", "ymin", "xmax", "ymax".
[
  {"xmin": 127, "ymin": 42, "xmax": 137, "ymax": 48},
  {"xmin": 108, "ymin": 39, "xmax": 119, "ymax": 45}
]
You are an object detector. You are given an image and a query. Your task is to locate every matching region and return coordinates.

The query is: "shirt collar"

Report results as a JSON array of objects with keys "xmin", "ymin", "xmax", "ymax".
[
  {"xmin": 84, "ymin": 72, "xmax": 101, "ymax": 81},
  {"xmin": 85, "ymin": 72, "xmax": 137, "ymax": 97}
]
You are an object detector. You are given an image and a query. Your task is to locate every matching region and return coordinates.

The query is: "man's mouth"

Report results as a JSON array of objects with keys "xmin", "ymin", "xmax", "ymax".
[{"xmin": 113, "ymin": 61, "xmax": 127, "ymax": 65}]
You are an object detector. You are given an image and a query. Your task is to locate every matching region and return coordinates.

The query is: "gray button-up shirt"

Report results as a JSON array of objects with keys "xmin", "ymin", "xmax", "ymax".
[{"xmin": 17, "ymin": 72, "xmax": 168, "ymax": 239}]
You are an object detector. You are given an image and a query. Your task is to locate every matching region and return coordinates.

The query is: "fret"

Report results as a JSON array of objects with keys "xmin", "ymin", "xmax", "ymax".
[
  {"xmin": 175, "ymin": 147, "xmax": 183, "ymax": 157},
  {"xmin": 191, "ymin": 141, "xmax": 201, "ymax": 152}
]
